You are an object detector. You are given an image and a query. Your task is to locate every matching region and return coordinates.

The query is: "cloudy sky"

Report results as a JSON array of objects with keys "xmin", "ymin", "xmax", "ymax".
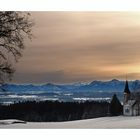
[{"xmin": 12, "ymin": 12, "xmax": 140, "ymax": 83}]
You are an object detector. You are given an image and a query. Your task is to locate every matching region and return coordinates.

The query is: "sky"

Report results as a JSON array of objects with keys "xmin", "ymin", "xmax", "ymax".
[{"xmin": 12, "ymin": 12, "xmax": 140, "ymax": 83}]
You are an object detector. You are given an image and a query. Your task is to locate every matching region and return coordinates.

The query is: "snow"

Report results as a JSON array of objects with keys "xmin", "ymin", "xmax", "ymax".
[
  {"xmin": 0, "ymin": 119, "xmax": 26, "ymax": 125},
  {"xmin": 73, "ymin": 97, "xmax": 111, "ymax": 102},
  {"xmin": 1, "ymin": 116, "xmax": 140, "ymax": 128}
]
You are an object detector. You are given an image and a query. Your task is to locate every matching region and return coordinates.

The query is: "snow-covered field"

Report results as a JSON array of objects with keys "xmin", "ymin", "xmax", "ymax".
[{"xmin": 1, "ymin": 116, "xmax": 140, "ymax": 128}]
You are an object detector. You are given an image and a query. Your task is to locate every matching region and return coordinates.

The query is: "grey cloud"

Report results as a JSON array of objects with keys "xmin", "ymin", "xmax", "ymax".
[
  {"xmin": 13, "ymin": 70, "xmax": 65, "ymax": 84},
  {"xmin": 13, "ymin": 12, "xmax": 140, "ymax": 83}
]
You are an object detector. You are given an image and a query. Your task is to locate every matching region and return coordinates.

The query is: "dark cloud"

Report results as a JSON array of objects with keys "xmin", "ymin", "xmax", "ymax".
[{"xmin": 13, "ymin": 70, "xmax": 65, "ymax": 84}]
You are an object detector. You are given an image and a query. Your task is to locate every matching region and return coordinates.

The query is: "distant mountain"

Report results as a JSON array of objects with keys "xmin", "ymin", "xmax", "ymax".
[
  {"xmin": 1, "ymin": 79, "xmax": 140, "ymax": 93},
  {"xmin": 1, "ymin": 83, "xmax": 61, "ymax": 92},
  {"xmin": 78, "ymin": 79, "xmax": 125, "ymax": 92},
  {"xmin": 0, "ymin": 82, "xmax": 84, "ymax": 92}
]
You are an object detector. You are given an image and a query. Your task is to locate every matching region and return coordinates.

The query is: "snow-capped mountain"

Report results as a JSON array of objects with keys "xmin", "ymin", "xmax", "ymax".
[
  {"xmin": 1, "ymin": 79, "xmax": 140, "ymax": 93},
  {"xmin": 0, "ymin": 82, "xmax": 85, "ymax": 92},
  {"xmin": 1, "ymin": 83, "xmax": 61, "ymax": 92},
  {"xmin": 78, "ymin": 79, "xmax": 125, "ymax": 92},
  {"xmin": 0, "ymin": 79, "xmax": 140, "ymax": 104}
]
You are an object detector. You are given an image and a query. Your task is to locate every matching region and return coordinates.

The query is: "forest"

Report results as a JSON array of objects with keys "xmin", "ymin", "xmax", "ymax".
[
  {"xmin": 0, "ymin": 98, "xmax": 123, "ymax": 122},
  {"xmin": 0, "ymin": 101, "xmax": 110, "ymax": 122}
]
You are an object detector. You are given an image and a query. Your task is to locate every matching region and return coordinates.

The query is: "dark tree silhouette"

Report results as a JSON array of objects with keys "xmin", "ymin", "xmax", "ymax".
[
  {"xmin": 0, "ymin": 101, "xmax": 110, "ymax": 122},
  {"xmin": 110, "ymin": 94, "xmax": 123, "ymax": 116},
  {"xmin": 0, "ymin": 12, "xmax": 33, "ymax": 84}
]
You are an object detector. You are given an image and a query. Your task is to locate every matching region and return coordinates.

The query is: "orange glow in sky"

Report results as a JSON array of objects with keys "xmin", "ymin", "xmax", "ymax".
[{"xmin": 13, "ymin": 12, "xmax": 140, "ymax": 83}]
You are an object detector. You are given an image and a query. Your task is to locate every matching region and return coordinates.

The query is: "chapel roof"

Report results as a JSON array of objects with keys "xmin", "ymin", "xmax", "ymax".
[{"xmin": 124, "ymin": 80, "xmax": 131, "ymax": 94}]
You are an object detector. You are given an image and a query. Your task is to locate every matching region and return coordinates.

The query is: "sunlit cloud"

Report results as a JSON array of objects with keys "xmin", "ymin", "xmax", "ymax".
[{"xmin": 13, "ymin": 12, "xmax": 140, "ymax": 83}]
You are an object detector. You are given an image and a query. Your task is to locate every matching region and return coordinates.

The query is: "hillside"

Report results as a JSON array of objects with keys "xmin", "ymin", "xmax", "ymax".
[{"xmin": 1, "ymin": 116, "xmax": 140, "ymax": 128}]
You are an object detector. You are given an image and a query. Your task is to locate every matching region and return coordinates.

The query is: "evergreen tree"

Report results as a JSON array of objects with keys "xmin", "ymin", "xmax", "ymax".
[{"xmin": 110, "ymin": 94, "xmax": 123, "ymax": 116}]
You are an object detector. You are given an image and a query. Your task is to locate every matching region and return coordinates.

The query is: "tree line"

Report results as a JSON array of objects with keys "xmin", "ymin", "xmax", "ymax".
[
  {"xmin": 0, "ymin": 95, "xmax": 123, "ymax": 122},
  {"xmin": 0, "ymin": 100, "xmax": 110, "ymax": 122}
]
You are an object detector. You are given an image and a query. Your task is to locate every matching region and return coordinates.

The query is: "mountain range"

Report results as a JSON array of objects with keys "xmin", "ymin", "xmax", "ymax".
[{"xmin": 1, "ymin": 79, "xmax": 140, "ymax": 93}]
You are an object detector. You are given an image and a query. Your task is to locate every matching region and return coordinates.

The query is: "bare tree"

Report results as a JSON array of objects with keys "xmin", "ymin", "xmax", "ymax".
[{"xmin": 0, "ymin": 11, "xmax": 33, "ymax": 84}]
